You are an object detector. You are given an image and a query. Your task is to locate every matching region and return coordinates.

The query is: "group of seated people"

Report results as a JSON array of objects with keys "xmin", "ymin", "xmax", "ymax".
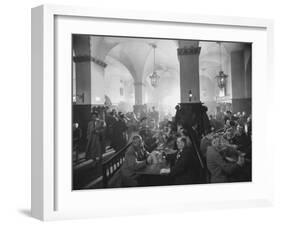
[
  {"xmin": 120, "ymin": 110, "xmax": 252, "ymax": 187},
  {"xmin": 203, "ymin": 111, "xmax": 252, "ymax": 183},
  {"xmin": 120, "ymin": 134, "xmax": 202, "ymax": 187}
]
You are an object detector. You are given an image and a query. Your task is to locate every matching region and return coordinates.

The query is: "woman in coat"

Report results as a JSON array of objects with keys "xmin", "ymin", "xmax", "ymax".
[{"xmin": 85, "ymin": 111, "xmax": 105, "ymax": 162}]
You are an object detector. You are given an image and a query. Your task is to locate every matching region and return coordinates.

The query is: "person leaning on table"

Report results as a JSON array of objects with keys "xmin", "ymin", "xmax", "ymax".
[
  {"xmin": 120, "ymin": 135, "xmax": 152, "ymax": 187},
  {"xmin": 206, "ymin": 137, "xmax": 245, "ymax": 183},
  {"xmin": 160, "ymin": 136, "xmax": 202, "ymax": 185}
]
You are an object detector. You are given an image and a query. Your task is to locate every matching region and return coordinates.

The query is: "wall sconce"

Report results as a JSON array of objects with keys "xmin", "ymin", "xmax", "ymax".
[
  {"xmin": 188, "ymin": 90, "xmax": 193, "ymax": 102},
  {"xmin": 73, "ymin": 93, "xmax": 84, "ymax": 104}
]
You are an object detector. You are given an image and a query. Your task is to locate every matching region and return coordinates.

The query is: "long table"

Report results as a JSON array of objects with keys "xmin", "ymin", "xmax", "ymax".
[
  {"xmin": 136, "ymin": 161, "xmax": 169, "ymax": 176},
  {"xmin": 135, "ymin": 148, "xmax": 178, "ymax": 186}
]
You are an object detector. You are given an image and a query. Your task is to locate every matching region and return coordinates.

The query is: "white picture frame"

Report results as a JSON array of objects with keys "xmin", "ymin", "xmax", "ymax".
[{"xmin": 31, "ymin": 4, "xmax": 274, "ymax": 221}]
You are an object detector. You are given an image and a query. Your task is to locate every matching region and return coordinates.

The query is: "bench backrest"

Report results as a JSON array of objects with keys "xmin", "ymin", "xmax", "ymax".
[{"xmin": 102, "ymin": 143, "xmax": 131, "ymax": 187}]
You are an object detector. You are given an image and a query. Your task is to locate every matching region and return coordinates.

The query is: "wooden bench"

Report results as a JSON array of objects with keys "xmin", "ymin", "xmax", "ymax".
[
  {"xmin": 72, "ymin": 149, "xmax": 116, "ymax": 190},
  {"xmin": 102, "ymin": 143, "xmax": 131, "ymax": 188},
  {"xmin": 73, "ymin": 159, "xmax": 100, "ymax": 190}
]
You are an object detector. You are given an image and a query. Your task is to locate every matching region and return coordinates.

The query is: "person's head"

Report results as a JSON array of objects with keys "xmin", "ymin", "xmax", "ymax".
[
  {"xmin": 140, "ymin": 117, "xmax": 147, "ymax": 126},
  {"xmin": 229, "ymin": 120, "xmax": 236, "ymax": 127},
  {"xmin": 91, "ymin": 111, "xmax": 99, "ymax": 120},
  {"xmin": 132, "ymin": 135, "xmax": 142, "ymax": 148},
  {"xmin": 149, "ymin": 119, "xmax": 155, "ymax": 128},
  {"xmin": 176, "ymin": 137, "xmax": 185, "ymax": 150},
  {"xmin": 176, "ymin": 136, "xmax": 191, "ymax": 150},
  {"xmin": 177, "ymin": 124, "xmax": 183, "ymax": 133},
  {"xmin": 179, "ymin": 127, "xmax": 188, "ymax": 137},
  {"xmin": 152, "ymin": 106, "xmax": 155, "ymax": 111},
  {"xmin": 211, "ymin": 137, "xmax": 220, "ymax": 148},
  {"xmin": 225, "ymin": 119, "xmax": 231, "ymax": 127},
  {"xmin": 225, "ymin": 128, "xmax": 234, "ymax": 140},
  {"xmin": 111, "ymin": 109, "xmax": 117, "ymax": 116},
  {"xmin": 236, "ymin": 124, "xmax": 244, "ymax": 135}
]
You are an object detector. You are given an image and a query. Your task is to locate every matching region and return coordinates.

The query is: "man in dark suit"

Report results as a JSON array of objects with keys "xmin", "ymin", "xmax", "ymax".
[{"xmin": 160, "ymin": 136, "xmax": 202, "ymax": 185}]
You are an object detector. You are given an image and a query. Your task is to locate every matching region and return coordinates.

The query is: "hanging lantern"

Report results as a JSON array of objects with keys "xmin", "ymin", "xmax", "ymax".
[
  {"xmin": 149, "ymin": 44, "xmax": 160, "ymax": 88},
  {"xmin": 216, "ymin": 70, "xmax": 228, "ymax": 89},
  {"xmin": 215, "ymin": 42, "xmax": 228, "ymax": 96},
  {"xmin": 150, "ymin": 71, "xmax": 160, "ymax": 88}
]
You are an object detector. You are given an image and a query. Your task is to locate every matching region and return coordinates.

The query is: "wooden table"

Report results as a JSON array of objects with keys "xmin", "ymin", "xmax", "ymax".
[
  {"xmin": 136, "ymin": 161, "xmax": 172, "ymax": 186},
  {"xmin": 136, "ymin": 161, "xmax": 169, "ymax": 175},
  {"xmin": 162, "ymin": 148, "xmax": 177, "ymax": 156}
]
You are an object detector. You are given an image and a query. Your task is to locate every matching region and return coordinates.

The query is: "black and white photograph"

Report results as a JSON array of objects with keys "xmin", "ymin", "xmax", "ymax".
[
  {"xmin": 1, "ymin": 0, "xmax": 281, "ymax": 223},
  {"xmin": 72, "ymin": 35, "xmax": 252, "ymax": 190}
]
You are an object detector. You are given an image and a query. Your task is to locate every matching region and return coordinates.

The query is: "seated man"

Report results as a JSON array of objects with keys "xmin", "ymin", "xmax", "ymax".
[
  {"xmin": 200, "ymin": 132, "xmax": 214, "ymax": 158},
  {"xmin": 232, "ymin": 124, "xmax": 251, "ymax": 158},
  {"xmin": 206, "ymin": 137, "xmax": 245, "ymax": 183},
  {"xmin": 139, "ymin": 125, "xmax": 159, "ymax": 152},
  {"xmin": 160, "ymin": 136, "xmax": 202, "ymax": 185},
  {"xmin": 121, "ymin": 135, "xmax": 152, "ymax": 187}
]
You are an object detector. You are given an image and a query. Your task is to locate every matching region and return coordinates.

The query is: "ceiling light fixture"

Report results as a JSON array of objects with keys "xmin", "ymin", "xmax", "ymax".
[
  {"xmin": 149, "ymin": 43, "xmax": 160, "ymax": 88},
  {"xmin": 215, "ymin": 42, "xmax": 228, "ymax": 96}
]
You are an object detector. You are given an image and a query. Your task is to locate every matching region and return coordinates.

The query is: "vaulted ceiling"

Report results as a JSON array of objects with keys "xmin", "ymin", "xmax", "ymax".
[{"xmin": 88, "ymin": 36, "xmax": 249, "ymax": 85}]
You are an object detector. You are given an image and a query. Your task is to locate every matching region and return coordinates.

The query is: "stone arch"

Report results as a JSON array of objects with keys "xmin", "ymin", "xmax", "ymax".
[{"xmin": 104, "ymin": 56, "xmax": 135, "ymax": 111}]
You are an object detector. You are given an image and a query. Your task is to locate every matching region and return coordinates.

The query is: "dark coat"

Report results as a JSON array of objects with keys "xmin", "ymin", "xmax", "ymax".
[
  {"xmin": 111, "ymin": 119, "xmax": 128, "ymax": 150},
  {"xmin": 120, "ymin": 146, "xmax": 148, "ymax": 186},
  {"xmin": 206, "ymin": 146, "xmax": 240, "ymax": 183},
  {"xmin": 232, "ymin": 133, "xmax": 251, "ymax": 158},
  {"xmin": 85, "ymin": 120, "xmax": 103, "ymax": 160},
  {"xmin": 170, "ymin": 147, "xmax": 202, "ymax": 185}
]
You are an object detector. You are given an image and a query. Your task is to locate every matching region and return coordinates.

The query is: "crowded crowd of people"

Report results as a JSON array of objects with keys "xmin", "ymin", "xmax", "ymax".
[
  {"xmin": 78, "ymin": 106, "xmax": 163, "ymax": 164},
  {"xmin": 120, "ymin": 108, "xmax": 251, "ymax": 186},
  {"xmin": 202, "ymin": 111, "xmax": 252, "ymax": 183},
  {"xmin": 75, "ymin": 105, "xmax": 252, "ymax": 186}
]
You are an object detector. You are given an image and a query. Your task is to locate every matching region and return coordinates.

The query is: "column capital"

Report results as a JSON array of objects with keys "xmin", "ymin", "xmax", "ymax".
[
  {"xmin": 134, "ymin": 82, "xmax": 146, "ymax": 87},
  {"xmin": 177, "ymin": 46, "xmax": 201, "ymax": 56},
  {"xmin": 73, "ymin": 55, "xmax": 107, "ymax": 68}
]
